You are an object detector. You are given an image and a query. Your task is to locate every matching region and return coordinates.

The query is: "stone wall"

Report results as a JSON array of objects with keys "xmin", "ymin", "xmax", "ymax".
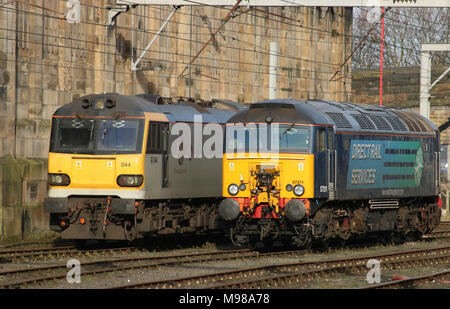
[
  {"xmin": 0, "ymin": 1, "xmax": 353, "ymax": 240},
  {"xmin": 0, "ymin": 2, "xmax": 353, "ymax": 160},
  {"xmin": 351, "ymin": 66, "xmax": 450, "ymax": 145},
  {"xmin": 0, "ymin": 157, "xmax": 48, "ymax": 240}
]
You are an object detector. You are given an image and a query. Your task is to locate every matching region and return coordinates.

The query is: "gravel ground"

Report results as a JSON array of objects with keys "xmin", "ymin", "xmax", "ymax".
[{"xmin": 1, "ymin": 237, "xmax": 449, "ymax": 289}]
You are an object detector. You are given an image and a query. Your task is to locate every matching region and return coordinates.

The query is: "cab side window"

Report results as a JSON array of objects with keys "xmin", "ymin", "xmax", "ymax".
[
  {"xmin": 316, "ymin": 128, "xmax": 326, "ymax": 152},
  {"xmin": 327, "ymin": 129, "xmax": 333, "ymax": 150},
  {"xmin": 146, "ymin": 122, "xmax": 168, "ymax": 154}
]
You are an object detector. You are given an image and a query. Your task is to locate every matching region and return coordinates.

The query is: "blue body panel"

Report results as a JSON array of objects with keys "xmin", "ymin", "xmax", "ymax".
[{"xmin": 335, "ymin": 133, "xmax": 436, "ymax": 200}]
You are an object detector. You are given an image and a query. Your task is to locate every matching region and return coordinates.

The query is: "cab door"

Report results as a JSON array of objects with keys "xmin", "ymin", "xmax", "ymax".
[
  {"xmin": 326, "ymin": 127, "xmax": 336, "ymax": 200},
  {"xmin": 146, "ymin": 121, "xmax": 170, "ymax": 188},
  {"xmin": 314, "ymin": 127, "xmax": 335, "ymax": 199},
  {"xmin": 314, "ymin": 127, "xmax": 327, "ymax": 198}
]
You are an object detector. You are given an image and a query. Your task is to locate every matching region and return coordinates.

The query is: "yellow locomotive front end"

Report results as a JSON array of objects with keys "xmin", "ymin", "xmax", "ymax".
[
  {"xmin": 45, "ymin": 96, "xmax": 148, "ymax": 241},
  {"xmin": 45, "ymin": 94, "xmax": 241, "ymax": 242},
  {"xmin": 219, "ymin": 121, "xmax": 316, "ymax": 247}
]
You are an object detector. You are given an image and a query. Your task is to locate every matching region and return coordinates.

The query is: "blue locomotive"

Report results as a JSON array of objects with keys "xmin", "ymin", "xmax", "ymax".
[{"xmin": 219, "ymin": 99, "xmax": 442, "ymax": 247}]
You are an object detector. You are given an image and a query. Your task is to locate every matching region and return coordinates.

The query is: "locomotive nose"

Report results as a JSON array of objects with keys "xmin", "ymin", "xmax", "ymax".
[
  {"xmin": 284, "ymin": 199, "xmax": 306, "ymax": 222},
  {"xmin": 218, "ymin": 198, "xmax": 241, "ymax": 221}
]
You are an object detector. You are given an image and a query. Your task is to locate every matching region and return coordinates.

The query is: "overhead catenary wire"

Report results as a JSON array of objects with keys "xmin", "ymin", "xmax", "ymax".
[
  {"xmin": 0, "ymin": 1, "xmax": 369, "ymax": 101},
  {"xmin": 0, "ymin": 3, "xmax": 354, "ymax": 94},
  {"xmin": 0, "ymin": 4, "xmax": 356, "ymax": 87},
  {"xmin": 2, "ymin": 0, "xmax": 428, "ymax": 57},
  {"xmin": 0, "ymin": 52, "xmax": 345, "ymax": 102},
  {"xmin": 352, "ymin": 7, "xmax": 449, "ymax": 68},
  {"xmin": 0, "ymin": 2, "xmax": 436, "ymax": 79},
  {"xmin": 1, "ymin": 0, "xmax": 424, "ymax": 68},
  {"xmin": 3, "ymin": 2, "xmax": 441, "ymax": 99},
  {"xmin": 330, "ymin": 7, "xmax": 392, "ymax": 81},
  {"xmin": 178, "ymin": 0, "xmax": 244, "ymax": 78},
  {"xmin": 0, "ymin": 52, "xmax": 351, "ymax": 99},
  {"xmin": 0, "ymin": 27, "xmax": 354, "ymax": 84},
  {"xmin": 0, "ymin": 3, "xmax": 349, "ymax": 69}
]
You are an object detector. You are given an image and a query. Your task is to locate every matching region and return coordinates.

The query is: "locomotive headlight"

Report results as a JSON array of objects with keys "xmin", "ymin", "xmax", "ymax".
[
  {"xmin": 117, "ymin": 175, "xmax": 144, "ymax": 187},
  {"xmin": 286, "ymin": 184, "xmax": 293, "ymax": 191},
  {"xmin": 293, "ymin": 184, "xmax": 305, "ymax": 196},
  {"xmin": 48, "ymin": 173, "xmax": 70, "ymax": 186},
  {"xmin": 228, "ymin": 184, "xmax": 239, "ymax": 196}
]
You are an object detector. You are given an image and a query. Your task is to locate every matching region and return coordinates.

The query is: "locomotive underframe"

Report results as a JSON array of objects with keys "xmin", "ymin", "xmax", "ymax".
[
  {"xmin": 49, "ymin": 196, "xmax": 220, "ymax": 240},
  {"xmin": 226, "ymin": 196, "xmax": 441, "ymax": 247}
]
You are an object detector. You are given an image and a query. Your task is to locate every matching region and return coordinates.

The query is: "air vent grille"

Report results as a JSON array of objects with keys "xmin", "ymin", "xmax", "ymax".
[
  {"xmin": 351, "ymin": 114, "xmax": 376, "ymax": 130},
  {"xmin": 368, "ymin": 115, "xmax": 392, "ymax": 130},
  {"xmin": 384, "ymin": 116, "xmax": 408, "ymax": 131},
  {"xmin": 326, "ymin": 112, "xmax": 352, "ymax": 129}
]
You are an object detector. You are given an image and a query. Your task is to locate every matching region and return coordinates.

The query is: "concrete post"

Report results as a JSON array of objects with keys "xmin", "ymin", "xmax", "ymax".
[
  {"xmin": 419, "ymin": 51, "xmax": 431, "ymax": 119},
  {"xmin": 269, "ymin": 42, "xmax": 278, "ymax": 100},
  {"xmin": 419, "ymin": 44, "xmax": 450, "ymax": 120}
]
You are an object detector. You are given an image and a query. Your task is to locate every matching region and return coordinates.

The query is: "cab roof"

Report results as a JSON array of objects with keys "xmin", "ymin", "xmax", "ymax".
[
  {"xmin": 53, "ymin": 93, "xmax": 246, "ymax": 124},
  {"xmin": 228, "ymin": 99, "xmax": 438, "ymax": 135}
]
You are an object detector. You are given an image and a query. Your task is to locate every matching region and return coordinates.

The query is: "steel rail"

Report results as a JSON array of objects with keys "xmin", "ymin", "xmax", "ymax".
[
  {"xmin": 206, "ymin": 254, "xmax": 450, "ymax": 289},
  {"xmin": 359, "ymin": 269, "xmax": 450, "ymax": 289},
  {"xmin": 423, "ymin": 230, "xmax": 450, "ymax": 239},
  {"xmin": 0, "ymin": 248, "xmax": 254, "ymax": 288},
  {"xmin": 112, "ymin": 245, "xmax": 450, "ymax": 289},
  {"xmin": 0, "ymin": 246, "xmax": 138, "ymax": 261},
  {"xmin": 0, "ymin": 246, "xmax": 76, "ymax": 255},
  {"xmin": 434, "ymin": 221, "xmax": 450, "ymax": 230}
]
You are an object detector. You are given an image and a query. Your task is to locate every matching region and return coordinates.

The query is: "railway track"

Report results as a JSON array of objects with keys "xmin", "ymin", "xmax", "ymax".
[
  {"xmin": 0, "ymin": 229, "xmax": 444, "ymax": 262},
  {"xmin": 111, "ymin": 245, "xmax": 450, "ymax": 289},
  {"xmin": 434, "ymin": 221, "xmax": 450, "ymax": 231},
  {"xmin": 360, "ymin": 269, "xmax": 450, "ymax": 289},
  {"xmin": 0, "ymin": 245, "xmax": 139, "ymax": 262},
  {"xmin": 423, "ymin": 229, "xmax": 450, "ymax": 239},
  {"xmin": 0, "ymin": 223, "xmax": 448, "ymax": 288},
  {"xmin": 0, "ymin": 248, "xmax": 275, "ymax": 288},
  {"xmin": 0, "ymin": 221, "xmax": 447, "ymax": 260}
]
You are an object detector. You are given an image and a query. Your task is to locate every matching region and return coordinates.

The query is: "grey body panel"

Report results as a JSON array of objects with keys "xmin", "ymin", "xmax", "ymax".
[{"xmin": 144, "ymin": 154, "xmax": 222, "ymax": 199}]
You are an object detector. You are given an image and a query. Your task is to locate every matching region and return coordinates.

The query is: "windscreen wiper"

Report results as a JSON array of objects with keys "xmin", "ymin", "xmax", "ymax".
[{"xmin": 282, "ymin": 123, "xmax": 295, "ymax": 135}]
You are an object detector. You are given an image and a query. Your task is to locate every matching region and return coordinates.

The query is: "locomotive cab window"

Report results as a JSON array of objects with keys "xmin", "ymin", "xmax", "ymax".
[
  {"xmin": 52, "ymin": 119, "xmax": 95, "ymax": 152},
  {"xmin": 315, "ymin": 128, "xmax": 326, "ymax": 152},
  {"xmin": 226, "ymin": 124, "xmax": 312, "ymax": 153},
  {"xmin": 97, "ymin": 120, "xmax": 140, "ymax": 152},
  {"xmin": 146, "ymin": 122, "xmax": 169, "ymax": 154},
  {"xmin": 50, "ymin": 118, "xmax": 144, "ymax": 154},
  {"xmin": 278, "ymin": 125, "xmax": 311, "ymax": 153},
  {"xmin": 315, "ymin": 127, "xmax": 334, "ymax": 152},
  {"xmin": 327, "ymin": 128, "xmax": 333, "ymax": 150}
]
